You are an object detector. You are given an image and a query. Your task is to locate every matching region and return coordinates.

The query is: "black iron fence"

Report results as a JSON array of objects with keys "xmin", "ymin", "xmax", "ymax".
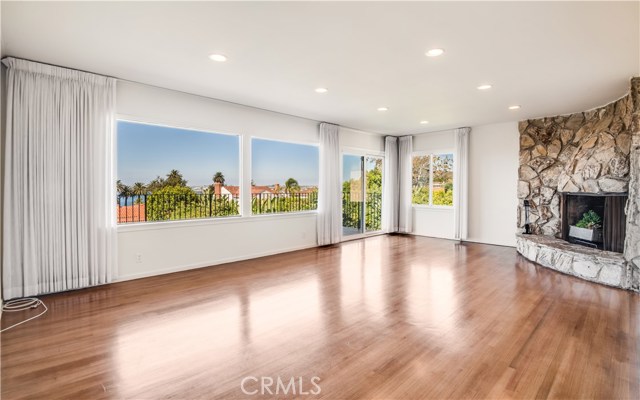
[
  {"xmin": 117, "ymin": 193, "xmax": 240, "ymax": 223},
  {"xmin": 117, "ymin": 191, "xmax": 382, "ymax": 228},
  {"xmin": 342, "ymin": 191, "xmax": 382, "ymax": 231},
  {"xmin": 117, "ymin": 192, "xmax": 319, "ymax": 223},
  {"xmin": 252, "ymin": 192, "xmax": 318, "ymax": 214}
]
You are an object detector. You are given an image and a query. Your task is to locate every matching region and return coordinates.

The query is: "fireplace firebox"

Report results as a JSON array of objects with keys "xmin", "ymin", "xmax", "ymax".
[{"xmin": 560, "ymin": 193, "xmax": 627, "ymax": 253}]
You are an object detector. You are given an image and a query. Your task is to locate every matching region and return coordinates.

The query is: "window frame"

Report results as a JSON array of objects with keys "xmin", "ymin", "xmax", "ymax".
[
  {"xmin": 411, "ymin": 150, "xmax": 455, "ymax": 209},
  {"xmin": 249, "ymin": 136, "xmax": 320, "ymax": 217},
  {"xmin": 341, "ymin": 148, "xmax": 385, "ymax": 240},
  {"xmin": 115, "ymin": 116, "xmax": 244, "ymax": 226}
]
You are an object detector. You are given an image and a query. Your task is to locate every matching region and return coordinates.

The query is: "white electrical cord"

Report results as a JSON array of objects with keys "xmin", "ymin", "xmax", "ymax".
[{"xmin": 1, "ymin": 297, "xmax": 48, "ymax": 333}]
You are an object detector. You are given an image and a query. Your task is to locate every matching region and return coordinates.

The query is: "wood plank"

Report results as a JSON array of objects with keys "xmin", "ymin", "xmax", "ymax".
[{"xmin": 1, "ymin": 235, "xmax": 638, "ymax": 399}]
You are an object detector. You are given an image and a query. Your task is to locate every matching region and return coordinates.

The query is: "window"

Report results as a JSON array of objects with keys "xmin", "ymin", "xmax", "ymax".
[
  {"xmin": 117, "ymin": 120, "xmax": 240, "ymax": 223},
  {"xmin": 342, "ymin": 154, "xmax": 384, "ymax": 236},
  {"xmin": 412, "ymin": 153, "xmax": 454, "ymax": 206},
  {"xmin": 251, "ymin": 138, "xmax": 319, "ymax": 214}
]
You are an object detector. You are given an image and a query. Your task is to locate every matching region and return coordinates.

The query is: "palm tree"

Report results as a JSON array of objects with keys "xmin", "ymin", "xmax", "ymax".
[
  {"xmin": 147, "ymin": 176, "xmax": 166, "ymax": 192},
  {"xmin": 166, "ymin": 169, "xmax": 187, "ymax": 187},
  {"xmin": 119, "ymin": 184, "xmax": 133, "ymax": 198},
  {"xmin": 285, "ymin": 177, "xmax": 300, "ymax": 193},
  {"xmin": 132, "ymin": 182, "xmax": 147, "ymax": 195},
  {"xmin": 213, "ymin": 172, "xmax": 225, "ymax": 185},
  {"xmin": 116, "ymin": 180, "xmax": 127, "ymax": 195},
  {"xmin": 132, "ymin": 182, "xmax": 147, "ymax": 204}
]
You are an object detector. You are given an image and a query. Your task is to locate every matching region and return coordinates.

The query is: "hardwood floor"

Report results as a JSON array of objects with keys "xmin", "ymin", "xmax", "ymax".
[{"xmin": 2, "ymin": 235, "xmax": 639, "ymax": 399}]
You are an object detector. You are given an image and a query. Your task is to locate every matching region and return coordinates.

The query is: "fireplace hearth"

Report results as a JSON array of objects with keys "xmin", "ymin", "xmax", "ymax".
[{"xmin": 560, "ymin": 193, "xmax": 627, "ymax": 253}]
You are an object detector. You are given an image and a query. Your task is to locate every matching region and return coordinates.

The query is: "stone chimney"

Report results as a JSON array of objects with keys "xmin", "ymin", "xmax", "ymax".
[{"xmin": 214, "ymin": 182, "xmax": 222, "ymax": 197}]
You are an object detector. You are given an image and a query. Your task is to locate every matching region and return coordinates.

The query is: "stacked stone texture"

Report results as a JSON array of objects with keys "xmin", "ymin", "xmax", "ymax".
[
  {"xmin": 624, "ymin": 77, "xmax": 640, "ymax": 290},
  {"xmin": 517, "ymin": 78, "xmax": 640, "ymax": 291},
  {"xmin": 517, "ymin": 87, "xmax": 634, "ymax": 237}
]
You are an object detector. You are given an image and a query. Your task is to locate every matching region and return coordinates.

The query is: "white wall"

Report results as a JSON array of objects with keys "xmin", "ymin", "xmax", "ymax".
[
  {"xmin": 466, "ymin": 121, "xmax": 519, "ymax": 247},
  {"xmin": 116, "ymin": 81, "xmax": 382, "ymax": 281},
  {"xmin": 410, "ymin": 123, "xmax": 520, "ymax": 246},
  {"xmin": 118, "ymin": 213, "xmax": 317, "ymax": 281},
  {"xmin": 341, "ymin": 126, "xmax": 384, "ymax": 153},
  {"xmin": 411, "ymin": 130, "xmax": 456, "ymax": 239}
]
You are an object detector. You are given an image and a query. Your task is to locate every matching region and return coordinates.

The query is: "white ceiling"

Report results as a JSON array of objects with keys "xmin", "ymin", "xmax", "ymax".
[{"xmin": 2, "ymin": 1, "xmax": 639, "ymax": 135}]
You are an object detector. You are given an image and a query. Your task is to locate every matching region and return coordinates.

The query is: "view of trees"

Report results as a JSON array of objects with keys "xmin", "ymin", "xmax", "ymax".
[
  {"xmin": 342, "ymin": 157, "xmax": 383, "ymax": 232},
  {"xmin": 285, "ymin": 178, "xmax": 300, "ymax": 193},
  {"xmin": 117, "ymin": 170, "xmax": 321, "ymax": 222},
  {"xmin": 412, "ymin": 154, "xmax": 453, "ymax": 206},
  {"xmin": 118, "ymin": 170, "xmax": 239, "ymax": 221},
  {"xmin": 118, "ymin": 153, "xmax": 449, "ymax": 225},
  {"xmin": 252, "ymin": 190, "xmax": 317, "ymax": 214}
]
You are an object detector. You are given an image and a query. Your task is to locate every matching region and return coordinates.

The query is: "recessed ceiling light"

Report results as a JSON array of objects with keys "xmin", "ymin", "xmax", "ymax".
[
  {"xmin": 477, "ymin": 84, "xmax": 492, "ymax": 90},
  {"xmin": 509, "ymin": 105, "xmax": 521, "ymax": 110},
  {"xmin": 377, "ymin": 107, "xmax": 388, "ymax": 112},
  {"xmin": 209, "ymin": 54, "xmax": 227, "ymax": 62},
  {"xmin": 420, "ymin": 120, "xmax": 429, "ymax": 124},
  {"xmin": 315, "ymin": 87, "xmax": 328, "ymax": 93},
  {"xmin": 426, "ymin": 48, "xmax": 445, "ymax": 57}
]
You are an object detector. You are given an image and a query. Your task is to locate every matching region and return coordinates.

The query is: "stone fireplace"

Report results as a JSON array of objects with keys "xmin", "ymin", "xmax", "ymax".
[{"xmin": 516, "ymin": 77, "xmax": 640, "ymax": 291}]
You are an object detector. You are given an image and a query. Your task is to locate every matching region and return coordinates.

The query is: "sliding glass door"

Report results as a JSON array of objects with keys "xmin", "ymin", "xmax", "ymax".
[
  {"xmin": 365, "ymin": 156, "xmax": 383, "ymax": 232},
  {"xmin": 342, "ymin": 154, "xmax": 383, "ymax": 238}
]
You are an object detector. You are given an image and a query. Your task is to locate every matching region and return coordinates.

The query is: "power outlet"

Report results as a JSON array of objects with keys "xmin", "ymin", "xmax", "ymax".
[{"xmin": 135, "ymin": 253, "xmax": 143, "ymax": 263}]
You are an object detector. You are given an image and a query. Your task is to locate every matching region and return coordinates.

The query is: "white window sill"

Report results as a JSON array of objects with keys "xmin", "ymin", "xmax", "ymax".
[
  {"xmin": 117, "ymin": 211, "xmax": 317, "ymax": 232},
  {"xmin": 412, "ymin": 204, "xmax": 454, "ymax": 211}
]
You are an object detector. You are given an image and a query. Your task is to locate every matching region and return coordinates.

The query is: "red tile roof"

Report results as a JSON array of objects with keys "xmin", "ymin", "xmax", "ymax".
[
  {"xmin": 117, "ymin": 204, "xmax": 146, "ymax": 223},
  {"xmin": 223, "ymin": 186, "xmax": 274, "ymax": 196}
]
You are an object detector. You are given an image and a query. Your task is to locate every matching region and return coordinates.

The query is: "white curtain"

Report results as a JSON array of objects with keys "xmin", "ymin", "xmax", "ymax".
[
  {"xmin": 382, "ymin": 136, "xmax": 398, "ymax": 233},
  {"xmin": 398, "ymin": 136, "xmax": 413, "ymax": 233},
  {"xmin": 454, "ymin": 127, "xmax": 470, "ymax": 241},
  {"xmin": 3, "ymin": 58, "xmax": 117, "ymax": 299},
  {"xmin": 317, "ymin": 122, "xmax": 341, "ymax": 245}
]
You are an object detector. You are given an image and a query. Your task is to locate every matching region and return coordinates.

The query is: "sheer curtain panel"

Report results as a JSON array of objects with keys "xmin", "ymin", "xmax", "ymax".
[
  {"xmin": 454, "ymin": 127, "xmax": 471, "ymax": 241},
  {"xmin": 317, "ymin": 122, "xmax": 341, "ymax": 245},
  {"xmin": 398, "ymin": 136, "xmax": 413, "ymax": 233},
  {"xmin": 2, "ymin": 58, "xmax": 117, "ymax": 299},
  {"xmin": 382, "ymin": 136, "xmax": 399, "ymax": 233}
]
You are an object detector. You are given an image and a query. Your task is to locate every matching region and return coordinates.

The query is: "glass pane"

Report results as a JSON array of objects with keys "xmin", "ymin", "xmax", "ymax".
[
  {"xmin": 432, "ymin": 154, "xmax": 454, "ymax": 206},
  {"xmin": 117, "ymin": 120, "xmax": 240, "ymax": 224},
  {"xmin": 251, "ymin": 138, "xmax": 319, "ymax": 214},
  {"xmin": 365, "ymin": 156, "xmax": 383, "ymax": 232},
  {"xmin": 342, "ymin": 155, "xmax": 364, "ymax": 236},
  {"xmin": 412, "ymin": 155, "xmax": 431, "ymax": 205}
]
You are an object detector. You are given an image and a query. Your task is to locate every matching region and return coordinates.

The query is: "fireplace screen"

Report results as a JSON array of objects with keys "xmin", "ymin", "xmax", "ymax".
[{"xmin": 560, "ymin": 193, "xmax": 627, "ymax": 253}]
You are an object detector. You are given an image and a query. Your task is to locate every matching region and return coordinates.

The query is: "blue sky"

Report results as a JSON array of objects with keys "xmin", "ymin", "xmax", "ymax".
[
  {"xmin": 342, "ymin": 155, "xmax": 380, "ymax": 182},
  {"xmin": 343, "ymin": 155, "xmax": 362, "ymax": 182},
  {"xmin": 117, "ymin": 121, "xmax": 240, "ymax": 186},
  {"xmin": 251, "ymin": 138, "xmax": 319, "ymax": 186},
  {"xmin": 118, "ymin": 121, "xmax": 320, "ymax": 187}
]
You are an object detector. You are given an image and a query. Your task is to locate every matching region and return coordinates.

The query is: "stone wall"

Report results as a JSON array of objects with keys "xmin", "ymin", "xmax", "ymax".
[
  {"xmin": 623, "ymin": 77, "xmax": 640, "ymax": 291},
  {"xmin": 518, "ymin": 80, "xmax": 636, "ymax": 237}
]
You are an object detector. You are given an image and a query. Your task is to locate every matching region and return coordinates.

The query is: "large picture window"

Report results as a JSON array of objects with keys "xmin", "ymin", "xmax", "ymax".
[
  {"xmin": 412, "ymin": 153, "xmax": 454, "ymax": 206},
  {"xmin": 117, "ymin": 120, "xmax": 241, "ymax": 223},
  {"xmin": 251, "ymin": 138, "xmax": 319, "ymax": 214}
]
